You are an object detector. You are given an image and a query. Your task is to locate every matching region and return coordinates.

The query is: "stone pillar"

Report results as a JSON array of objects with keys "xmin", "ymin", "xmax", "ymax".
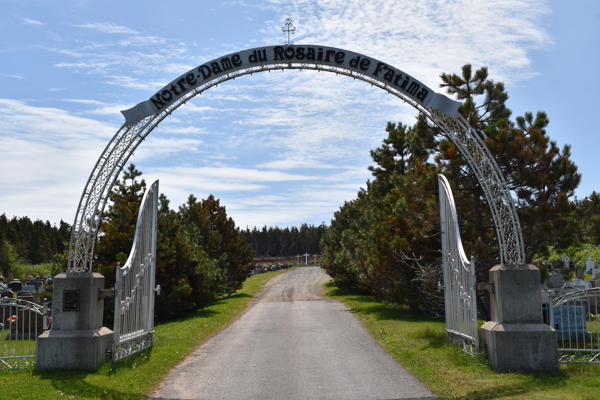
[
  {"xmin": 480, "ymin": 264, "xmax": 559, "ymax": 372},
  {"xmin": 36, "ymin": 272, "xmax": 113, "ymax": 370}
]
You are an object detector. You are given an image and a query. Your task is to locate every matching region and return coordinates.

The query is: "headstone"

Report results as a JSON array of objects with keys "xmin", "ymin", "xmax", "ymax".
[
  {"xmin": 17, "ymin": 292, "xmax": 34, "ymax": 302},
  {"xmin": 8, "ymin": 280, "xmax": 22, "ymax": 292},
  {"xmin": 577, "ymin": 269, "xmax": 585, "ymax": 280},
  {"xmin": 563, "ymin": 279, "xmax": 592, "ymax": 291},
  {"xmin": 22, "ymin": 285, "xmax": 36, "ymax": 293},
  {"xmin": 546, "ymin": 274, "xmax": 565, "ymax": 289},
  {"xmin": 553, "ymin": 304, "xmax": 592, "ymax": 340},
  {"xmin": 587, "ymin": 257, "xmax": 595, "ymax": 274},
  {"xmin": 562, "ymin": 254, "xmax": 569, "ymax": 270}
]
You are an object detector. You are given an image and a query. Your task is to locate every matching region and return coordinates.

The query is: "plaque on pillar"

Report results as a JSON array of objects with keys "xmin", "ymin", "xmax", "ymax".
[{"xmin": 63, "ymin": 290, "xmax": 80, "ymax": 311}]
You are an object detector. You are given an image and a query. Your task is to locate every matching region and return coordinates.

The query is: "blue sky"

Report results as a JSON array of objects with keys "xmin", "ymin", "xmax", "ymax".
[{"xmin": 1, "ymin": 0, "xmax": 599, "ymax": 230}]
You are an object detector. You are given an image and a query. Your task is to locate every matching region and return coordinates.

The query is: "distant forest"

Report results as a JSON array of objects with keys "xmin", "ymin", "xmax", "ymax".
[
  {"xmin": 241, "ymin": 223, "xmax": 328, "ymax": 258},
  {"xmin": 0, "ymin": 214, "xmax": 71, "ymax": 265},
  {"xmin": 0, "ymin": 211, "xmax": 327, "ymax": 265}
]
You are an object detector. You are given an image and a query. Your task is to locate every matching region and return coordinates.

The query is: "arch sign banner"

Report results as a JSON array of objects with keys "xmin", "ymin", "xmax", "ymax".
[
  {"xmin": 68, "ymin": 44, "xmax": 525, "ymax": 274},
  {"xmin": 122, "ymin": 45, "xmax": 460, "ymax": 126}
]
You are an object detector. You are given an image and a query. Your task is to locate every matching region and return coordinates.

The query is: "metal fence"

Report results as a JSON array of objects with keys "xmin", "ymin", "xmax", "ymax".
[
  {"xmin": 0, "ymin": 297, "xmax": 50, "ymax": 369},
  {"xmin": 549, "ymin": 288, "xmax": 600, "ymax": 363},
  {"xmin": 113, "ymin": 180, "xmax": 159, "ymax": 362},
  {"xmin": 439, "ymin": 175, "xmax": 478, "ymax": 355}
]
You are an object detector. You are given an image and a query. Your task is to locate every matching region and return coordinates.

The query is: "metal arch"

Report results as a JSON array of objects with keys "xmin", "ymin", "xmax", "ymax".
[
  {"xmin": 423, "ymin": 110, "xmax": 526, "ymax": 265},
  {"xmin": 67, "ymin": 61, "xmax": 525, "ymax": 273},
  {"xmin": 552, "ymin": 288, "xmax": 600, "ymax": 307}
]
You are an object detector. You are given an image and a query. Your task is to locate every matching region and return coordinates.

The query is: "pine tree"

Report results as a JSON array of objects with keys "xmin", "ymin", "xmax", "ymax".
[{"xmin": 321, "ymin": 64, "xmax": 582, "ymax": 316}]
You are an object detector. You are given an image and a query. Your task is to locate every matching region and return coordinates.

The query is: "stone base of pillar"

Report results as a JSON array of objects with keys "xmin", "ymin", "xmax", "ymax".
[
  {"xmin": 36, "ymin": 327, "xmax": 112, "ymax": 370},
  {"xmin": 480, "ymin": 264, "xmax": 559, "ymax": 372},
  {"xmin": 36, "ymin": 272, "xmax": 113, "ymax": 371},
  {"xmin": 480, "ymin": 322, "xmax": 558, "ymax": 372}
]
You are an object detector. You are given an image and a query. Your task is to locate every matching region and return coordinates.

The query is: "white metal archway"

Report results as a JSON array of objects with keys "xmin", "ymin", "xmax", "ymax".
[{"xmin": 67, "ymin": 44, "xmax": 525, "ymax": 273}]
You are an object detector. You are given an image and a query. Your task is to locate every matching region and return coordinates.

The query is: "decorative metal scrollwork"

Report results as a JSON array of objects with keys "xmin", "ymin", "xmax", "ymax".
[
  {"xmin": 68, "ymin": 55, "xmax": 525, "ymax": 273},
  {"xmin": 440, "ymin": 175, "xmax": 479, "ymax": 355}
]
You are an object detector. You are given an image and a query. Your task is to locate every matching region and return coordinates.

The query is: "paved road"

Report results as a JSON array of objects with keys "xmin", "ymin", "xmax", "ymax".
[{"xmin": 150, "ymin": 267, "xmax": 437, "ymax": 400}]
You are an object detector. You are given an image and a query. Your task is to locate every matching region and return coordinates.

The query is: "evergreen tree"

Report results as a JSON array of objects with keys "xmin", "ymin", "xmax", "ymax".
[
  {"xmin": 95, "ymin": 164, "xmax": 253, "ymax": 320},
  {"xmin": 321, "ymin": 64, "xmax": 582, "ymax": 317}
]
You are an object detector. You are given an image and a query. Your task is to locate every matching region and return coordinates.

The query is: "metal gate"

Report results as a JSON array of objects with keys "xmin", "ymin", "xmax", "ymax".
[
  {"xmin": 549, "ymin": 288, "xmax": 600, "ymax": 363},
  {"xmin": 0, "ymin": 297, "xmax": 50, "ymax": 369},
  {"xmin": 113, "ymin": 180, "xmax": 159, "ymax": 362},
  {"xmin": 439, "ymin": 175, "xmax": 478, "ymax": 355}
]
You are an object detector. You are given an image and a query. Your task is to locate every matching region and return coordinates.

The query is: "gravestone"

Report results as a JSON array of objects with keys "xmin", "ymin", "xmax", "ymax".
[
  {"xmin": 587, "ymin": 257, "xmax": 595, "ymax": 274},
  {"xmin": 547, "ymin": 274, "xmax": 565, "ymax": 289},
  {"xmin": 564, "ymin": 279, "xmax": 592, "ymax": 291},
  {"xmin": 22, "ymin": 285, "xmax": 35, "ymax": 293},
  {"xmin": 541, "ymin": 290, "xmax": 551, "ymax": 324},
  {"xmin": 553, "ymin": 305, "xmax": 592, "ymax": 340},
  {"xmin": 577, "ymin": 269, "xmax": 585, "ymax": 280},
  {"xmin": 563, "ymin": 254, "xmax": 569, "ymax": 270},
  {"xmin": 8, "ymin": 280, "xmax": 22, "ymax": 292},
  {"xmin": 17, "ymin": 292, "xmax": 34, "ymax": 302}
]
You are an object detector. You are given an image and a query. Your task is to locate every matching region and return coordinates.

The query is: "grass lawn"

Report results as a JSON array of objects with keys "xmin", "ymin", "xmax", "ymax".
[
  {"xmin": 0, "ymin": 268, "xmax": 293, "ymax": 400},
  {"xmin": 325, "ymin": 282, "xmax": 600, "ymax": 400}
]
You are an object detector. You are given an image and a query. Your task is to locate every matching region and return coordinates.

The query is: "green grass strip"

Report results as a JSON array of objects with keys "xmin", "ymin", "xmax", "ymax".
[
  {"xmin": 0, "ymin": 268, "xmax": 293, "ymax": 400},
  {"xmin": 325, "ymin": 282, "xmax": 600, "ymax": 400}
]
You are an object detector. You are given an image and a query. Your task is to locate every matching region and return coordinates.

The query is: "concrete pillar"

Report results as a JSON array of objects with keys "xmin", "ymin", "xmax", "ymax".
[
  {"xmin": 480, "ymin": 264, "xmax": 559, "ymax": 372},
  {"xmin": 36, "ymin": 272, "xmax": 112, "ymax": 371}
]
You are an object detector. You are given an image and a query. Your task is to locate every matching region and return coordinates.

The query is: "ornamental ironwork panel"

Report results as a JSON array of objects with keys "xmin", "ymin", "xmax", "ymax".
[
  {"xmin": 439, "ymin": 175, "xmax": 478, "ymax": 355},
  {"xmin": 112, "ymin": 180, "xmax": 159, "ymax": 362},
  {"xmin": 67, "ymin": 45, "xmax": 526, "ymax": 274},
  {"xmin": 549, "ymin": 288, "xmax": 600, "ymax": 364},
  {"xmin": 0, "ymin": 298, "xmax": 50, "ymax": 370}
]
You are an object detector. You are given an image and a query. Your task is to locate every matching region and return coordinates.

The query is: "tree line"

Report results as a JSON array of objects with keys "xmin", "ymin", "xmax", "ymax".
[
  {"xmin": 91, "ymin": 164, "xmax": 254, "ymax": 320},
  {"xmin": 0, "ymin": 214, "xmax": 71, "ymax": 276},
  {"xmin": 320, "ymin": 64, "xmax": 587, "ymax": 318},
  {"xmin": 240, "ymin": 224, "xmax": 327, "ymax": 258}
]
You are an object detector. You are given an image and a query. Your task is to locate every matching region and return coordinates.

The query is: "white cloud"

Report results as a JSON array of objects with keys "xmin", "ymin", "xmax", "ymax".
[
  {"xmin": 62, "ymin": 99, "xmax": 108, "ymax": 106},
  {"xmin": 132, "ymin": 138, "xmax": 205, "ymax": 161},
  {"xmin": 263, "ymin": 0, "xmax": 551, "ymax": 86},
  {"xmin": 0, "ymin": 73, "xmax": 26, "ymax": 80},
  {"xmin": 75, "ymin": 22, "xmax": 139, "ymax": 35},
  {"xmin": 257, "ymin": 158, "xmax": 337, "ymax": 170},
  {"xmin": 160, "ymin": 126, "xmax": 208, "ymax": 135},
  {"xmin": 148, "ymin": 166, "xmax": 316, "ymax": 183},
  {"xmin": 104, "ymin": 75, "xmax": 165, "ymax": 90},
  {"xmin": 0, "ymin": 0, "xmax": 556, "ymax": 230},
  {"xmin": 119, "ymin": 36, "xmax": 167, "ymax": 46},
  {"xmin": 22, "ymin": 18, "xmax": 44, "ymax": 26},
  {"xmin": 0, "ymin": 99, "xmax": 118, "ymax": 224}
]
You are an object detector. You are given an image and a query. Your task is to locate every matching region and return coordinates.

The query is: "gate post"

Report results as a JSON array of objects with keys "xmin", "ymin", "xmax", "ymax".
[
  {"xmin": 480, "ymin": 264, "xmax": 559, "ymax": 372},
  {"xmin": 36, "ymin": 273, "xmax": 113, "ymax": 370}
]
